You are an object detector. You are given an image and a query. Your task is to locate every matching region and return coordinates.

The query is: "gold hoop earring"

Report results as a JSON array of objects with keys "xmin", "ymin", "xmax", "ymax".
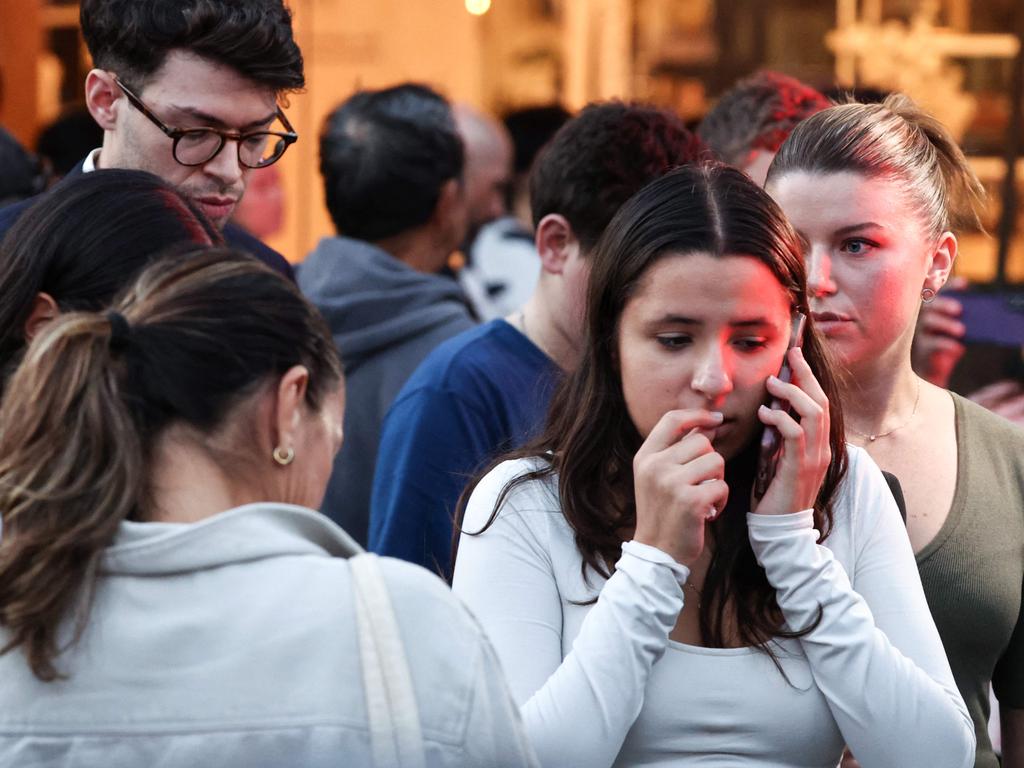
[
  {"xmin": 921, "ymin": 288, "xmax": 937, "ymax": 304},
  {"xmin": 273, "ymin": 445, "xmax": 295, "ymax": 466}
]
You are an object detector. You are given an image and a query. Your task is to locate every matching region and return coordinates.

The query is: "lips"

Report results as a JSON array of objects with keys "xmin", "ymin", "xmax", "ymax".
[
  {"xmin": 812, "ymin": 310, "xmax": 851, "ymax": 323},
  {"xmin": 696, "ymin": 417, "xmax": 735, "ymax": 443},
  {"xmin": 196, "ymin": 196, "xmax": 238, "ymax": 222},
  {"xmin": 812, "ymin": 311, "xmax": 854, "ymax": 333}
]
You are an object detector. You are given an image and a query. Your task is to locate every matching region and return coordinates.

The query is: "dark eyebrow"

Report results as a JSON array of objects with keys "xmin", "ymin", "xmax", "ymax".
[
  {"xmin": 655, "ymin": 314, "xmax": 774, "ymax": 328},
  {"xmin": 166, "ymin": 105, "xmax": 278, "ymax": 131},
  {"xmin": 834, "ymin": 222, "xmax": 886, "ymax": 236}
]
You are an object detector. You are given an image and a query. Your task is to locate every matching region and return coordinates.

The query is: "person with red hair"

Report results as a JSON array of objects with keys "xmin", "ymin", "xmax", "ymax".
[{"xmin": 699, "ymin": 70, "xmax": 830, "ymax": 186}]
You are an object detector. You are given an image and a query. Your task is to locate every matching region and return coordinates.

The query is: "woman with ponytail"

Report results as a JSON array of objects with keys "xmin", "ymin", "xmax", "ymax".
[
  {"xmin": 0, "ymin": 249, "xmax": 535, "ymax": 767},
  {"xmin": 767, "ymin": 94, "xmax": 1024, "ymax": 768}
]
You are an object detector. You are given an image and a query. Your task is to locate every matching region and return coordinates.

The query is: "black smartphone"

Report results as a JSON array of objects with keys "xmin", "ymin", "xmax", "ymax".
[
  {"xmin": 940, "ymin": 288, "xmax": 1024, "ymax": 392},
  {"xmin": 941, "ymin": 288, "xmax": 1024, "ymax": 347},
  {"xmin": 753, "ymin": 312, "xmax": 807, "ymax": 501}
]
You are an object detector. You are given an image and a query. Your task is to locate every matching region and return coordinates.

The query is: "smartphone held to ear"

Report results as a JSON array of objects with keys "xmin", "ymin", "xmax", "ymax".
[{"xmin": 753, "ymin": 313, "xmax": 807, "ymax": 501}]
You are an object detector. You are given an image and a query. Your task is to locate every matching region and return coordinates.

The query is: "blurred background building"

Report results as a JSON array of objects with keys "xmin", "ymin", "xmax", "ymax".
[{"xmin": 0, "ymin": 0, "xmax": 1021, "ymax": 281}]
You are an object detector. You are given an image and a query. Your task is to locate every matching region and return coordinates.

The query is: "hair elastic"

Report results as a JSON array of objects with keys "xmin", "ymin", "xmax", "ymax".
[{"xmin": 106, "ymin": 311, "xmax": 133, "ymax": 354}]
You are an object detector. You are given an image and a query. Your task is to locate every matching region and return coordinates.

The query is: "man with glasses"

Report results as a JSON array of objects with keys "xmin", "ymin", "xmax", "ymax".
[{"xmin": 0, "ymin": 0, "xmax": 303, "ymax": 278}]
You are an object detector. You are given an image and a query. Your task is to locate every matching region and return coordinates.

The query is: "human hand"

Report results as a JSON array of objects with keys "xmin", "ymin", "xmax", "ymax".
[
  {"xmin": 912, "ymin": 276, "xmax": 967, "ymax": 387},
  {"xmin": 752, "ymin": 347, "xmax": 831, "ymax": 516},
  {"xmin": 632, "ymin": 409, "xmax": 729, "ymax": 566},
  {"xmin": 969, "ymin": 379, "xmax": 1024, "ymax": 427}
]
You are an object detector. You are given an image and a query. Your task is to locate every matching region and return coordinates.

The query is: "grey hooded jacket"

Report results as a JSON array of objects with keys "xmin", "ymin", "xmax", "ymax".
[
  {"xmin": 298, "ymin": 237, "xmax": 476, "ymax": 545},
  {"xmin": 0, "ymin": 503, "xmax": 536, "ymax": 767}
]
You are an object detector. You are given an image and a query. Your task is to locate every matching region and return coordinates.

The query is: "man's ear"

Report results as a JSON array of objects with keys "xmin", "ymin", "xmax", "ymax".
[
  {"xmin": 272, "ymin": 365, "xmax": 310, "ymax": 458},
  {"xmin": 535, "ymin": 214, "xmax": 579, "ymax": 276},
  {"xmin": 924, "ymin": 231, "xmax": 958, "ymax": 295},
  {"xmin": 84, "ymin": 69, "xmax": 122, "ymax": 132},
  {"xmin": 432, "ymin": 178, "xmax": 468, "ymax": 246},
  {"xmin": 23, "ymin": 292, "xmax": 59, "ymax": 342}
]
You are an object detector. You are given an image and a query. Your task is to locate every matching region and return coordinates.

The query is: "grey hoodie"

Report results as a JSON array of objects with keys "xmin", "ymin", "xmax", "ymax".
[{"xmin": 298, "ymin": 236, "xmax": 475, "ymax": 544}]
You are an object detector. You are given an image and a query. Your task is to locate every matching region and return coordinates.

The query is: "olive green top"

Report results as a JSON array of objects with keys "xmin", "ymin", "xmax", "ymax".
[{"xmin": 917, "ymin": 393, "xmax": 1024, "ymax": 768}]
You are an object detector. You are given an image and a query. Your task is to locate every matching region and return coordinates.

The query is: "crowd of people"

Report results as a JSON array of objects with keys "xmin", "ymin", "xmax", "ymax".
[{"xmin": 0, "ymin": 1, "xmax": 1022, "ymax": 767}]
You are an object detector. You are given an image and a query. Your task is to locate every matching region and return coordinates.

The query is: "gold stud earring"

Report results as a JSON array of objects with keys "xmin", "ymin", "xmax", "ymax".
[{"xmin": 273, "ymin": 445, "xmax": 295, "ymax": 466}]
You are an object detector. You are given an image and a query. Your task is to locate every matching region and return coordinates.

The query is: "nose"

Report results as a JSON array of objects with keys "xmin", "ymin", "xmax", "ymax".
[
  {"xmin": 690, "ymin": 343, "xmax": 733, "ymax": 402},
  {"xmin": 806, "ymin": 246, "xmax": 837, "ymax": 298},
  {"xmin": 203, "ymin": 140, "xmax": 245, "ymax": 187}
]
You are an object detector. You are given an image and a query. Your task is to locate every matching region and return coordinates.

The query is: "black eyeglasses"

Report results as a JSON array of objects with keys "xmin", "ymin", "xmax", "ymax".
[{"xmin": 114, "ymin": 76, "xmax": 298, "ymax": 169}]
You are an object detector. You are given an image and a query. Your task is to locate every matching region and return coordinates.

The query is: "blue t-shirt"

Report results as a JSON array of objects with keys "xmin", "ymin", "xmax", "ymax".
[{"xmin": 369, "ymin": 319, "xmax": 559, "ymax": 575}]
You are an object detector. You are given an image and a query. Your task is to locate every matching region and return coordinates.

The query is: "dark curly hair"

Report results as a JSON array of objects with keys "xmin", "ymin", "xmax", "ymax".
[
  {"xmin": 699, "ymin": 71, "xmax": 830, "ymax": 167},
  {"xmin": 529, "ymin": 101, "xmax": 707, "ymax": 253},
  {"xmin": 80, "ymin": 0, "xmax": 304, "ymax": 92},
  {"xmin": 319, "ymin": 83, "xmax": 464, "ymax": 242}
]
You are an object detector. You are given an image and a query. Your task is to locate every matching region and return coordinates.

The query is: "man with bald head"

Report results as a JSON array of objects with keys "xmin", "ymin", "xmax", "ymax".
[
  {"xmin": 453, "ymin": 104, "xmax": 537, "ymax": 319},
  {"xmin": 454, "ymin": 104, "xmax": 513, "ymax": 246}
]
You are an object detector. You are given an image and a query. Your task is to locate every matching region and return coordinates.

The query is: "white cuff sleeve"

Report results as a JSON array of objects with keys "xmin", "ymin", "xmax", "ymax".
[{"xmin": 620, "ymin": 540, "xmax": 691, "ymax": 587}]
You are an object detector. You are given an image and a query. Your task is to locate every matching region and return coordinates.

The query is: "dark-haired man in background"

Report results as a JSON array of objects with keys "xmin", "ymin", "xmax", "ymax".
[
  {"xmin": 299, "ymin": 83, "xmax": 475, "ymax": 545},
  {"xmin": 369, "ymin": 102, "xmax": 706, "ymax": 574},
  {"xmin": 0, "ymin": 0, "xmax": 302, "ymax": 277}
]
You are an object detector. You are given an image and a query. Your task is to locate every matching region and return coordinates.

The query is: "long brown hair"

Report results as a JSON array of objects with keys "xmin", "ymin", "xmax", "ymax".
[
  {"xmin": 0, "ymin": 249, "xmax": 341, "ymax": 681},
  {"xmin": 459, "ymin": 164, "xmax": 848, "ymax": 652}
]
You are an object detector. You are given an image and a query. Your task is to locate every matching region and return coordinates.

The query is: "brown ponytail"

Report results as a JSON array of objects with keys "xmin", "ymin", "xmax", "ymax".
[
  {"xmin": 768, "ymin": 93, "xmax": 986, "ymax": 237},
  {"xmin": 880, "ymin": 93, "xmax": 986, "ymax": 233},
  {"xmin": 0, "ymin": 313, "xmax": 144, "ymax": 681}
]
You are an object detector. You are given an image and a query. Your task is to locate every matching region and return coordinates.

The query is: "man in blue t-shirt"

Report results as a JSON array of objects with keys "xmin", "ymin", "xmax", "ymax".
[{"xmin": 369, "ymin": 103, "xmax": 706, "ymax": 576}]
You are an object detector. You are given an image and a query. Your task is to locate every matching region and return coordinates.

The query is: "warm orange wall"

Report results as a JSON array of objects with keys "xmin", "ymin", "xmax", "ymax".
[
  {"xmin": 267, "ymin": 0, "xmax": 487, "ymax": 263},
  {"xmin": 0, "ymin": 0, "xmax": 42, "ymax": 146}
]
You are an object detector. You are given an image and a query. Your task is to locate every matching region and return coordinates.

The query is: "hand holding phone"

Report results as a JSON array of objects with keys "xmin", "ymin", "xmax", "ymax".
[{"xmin": 753, "ymin": 313, "xmax": 807, "ymax": 501}]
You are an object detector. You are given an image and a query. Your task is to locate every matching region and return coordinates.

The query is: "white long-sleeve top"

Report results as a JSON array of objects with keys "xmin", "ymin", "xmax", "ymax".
[{"xmin": 452, "ymin": 446, "xmax": 974, "ymax": 768}]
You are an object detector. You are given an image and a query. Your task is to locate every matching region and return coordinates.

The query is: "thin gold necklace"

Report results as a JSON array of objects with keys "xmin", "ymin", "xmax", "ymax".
[{"xmin": 848, "ymin": 380, "xmax": 922, "ymax": 443}]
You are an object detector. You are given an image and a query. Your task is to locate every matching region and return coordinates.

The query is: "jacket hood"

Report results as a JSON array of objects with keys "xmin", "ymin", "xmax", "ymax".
[
  {"xmin": 102, "ymin": 503, "xmax": 361, "ymax": 576},
  {"xmin": 297, "ymin": 237, "xmax": 472, "ymax": 373}
]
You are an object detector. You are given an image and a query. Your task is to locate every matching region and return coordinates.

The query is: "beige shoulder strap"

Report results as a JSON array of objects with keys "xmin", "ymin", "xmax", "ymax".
[{"xmin": 350, "ymin": 553, "xmax": 427, "ymax": 768}]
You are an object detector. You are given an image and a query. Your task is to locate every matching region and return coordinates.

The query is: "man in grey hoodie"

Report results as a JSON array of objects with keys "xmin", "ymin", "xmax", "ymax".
[{"xmin": 299, "ymin": 83, "xmax": 475, "ymax": 545}]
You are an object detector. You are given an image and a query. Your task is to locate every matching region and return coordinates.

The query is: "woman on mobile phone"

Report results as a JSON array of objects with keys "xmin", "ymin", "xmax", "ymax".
[
  {"xmin": 766, "ymin": 95, "xmax": 1024, "ymax": 768},
  {"xmin": 452, "ymin": 164, "xmax": 973, "ymax": 768}
]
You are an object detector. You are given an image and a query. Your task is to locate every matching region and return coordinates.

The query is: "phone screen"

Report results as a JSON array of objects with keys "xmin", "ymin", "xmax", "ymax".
[{"xmin": 753, "ymin": 312, "xmax": 807, "ymax": 501}]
